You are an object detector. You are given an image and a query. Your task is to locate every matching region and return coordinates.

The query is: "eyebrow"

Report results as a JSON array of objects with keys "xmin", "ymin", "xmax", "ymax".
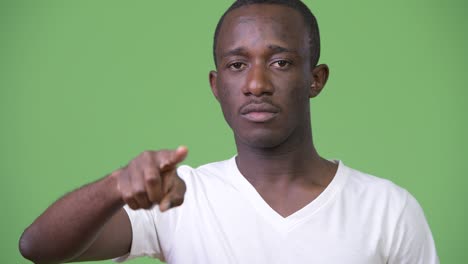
[
  {"xmin": 267, "ymin": 44, "xmax": 296, "ymax": 54},
  {"xmin": 220, "ymin": 45, "xmax": 297, "ymax": 60},
  {"xmin": 220, "ymin": 47, "xmax": 248, "ymax": 59}
]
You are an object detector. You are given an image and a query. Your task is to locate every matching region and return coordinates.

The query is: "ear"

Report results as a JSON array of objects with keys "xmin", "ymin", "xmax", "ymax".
[
  {"xmin": 309, "ymin": 64, "xmax": 329, "ymax": 98},
  {"xmin": 209, "ymin": 70, "xmax": 219, "ymax": 101}
]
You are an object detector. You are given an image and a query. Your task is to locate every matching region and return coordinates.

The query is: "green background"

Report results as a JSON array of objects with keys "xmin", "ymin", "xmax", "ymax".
[{"xmin": 1, "ymin": 0, "xmax": 466, "ymax": 263}]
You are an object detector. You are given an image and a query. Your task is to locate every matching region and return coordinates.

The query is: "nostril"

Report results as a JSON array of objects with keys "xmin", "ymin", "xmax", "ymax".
[{"xmin": 247, "ymin": 78, "xmax": 272, "ymax": 96}]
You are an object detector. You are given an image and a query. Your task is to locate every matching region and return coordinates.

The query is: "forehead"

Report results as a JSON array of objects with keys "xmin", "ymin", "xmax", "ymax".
[{"xmin": 216, "ymin": 4, "xmax": 309, "ymax": 56}]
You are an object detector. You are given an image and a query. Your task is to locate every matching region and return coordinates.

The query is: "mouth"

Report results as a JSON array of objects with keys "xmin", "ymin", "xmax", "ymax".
[
  {"xmin": 242, "ymin": 112, "xmax": 278, "ymax": 122},
  {"xmin": 240, "ymin": 102, "xmax": 280, "ymax": 123}
]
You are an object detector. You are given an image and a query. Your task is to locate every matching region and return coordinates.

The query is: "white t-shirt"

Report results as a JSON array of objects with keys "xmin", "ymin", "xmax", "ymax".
[{"xmin": 115, "ymin": 158, "xmax": 439, "ymax": 264}]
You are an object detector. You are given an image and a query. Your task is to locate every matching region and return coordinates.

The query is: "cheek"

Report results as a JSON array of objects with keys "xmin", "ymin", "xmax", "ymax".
[
  {"xmin": 277, "ymin": 80, "xmax": 311, "ymax": 121},
  {"xmin": 217, "ymin": 74, "xmax": 245, "ymax": 107},
  {"xmin": 216, "ymin": 80, "xmax": 238, "ymax": 125},
  {"xmin": 217, "ymin": 73, "xmax": 243, "ymax": 98},
  {"xmin": 277, "ymin": 77, "xmax": 309, "ymax": 104}
]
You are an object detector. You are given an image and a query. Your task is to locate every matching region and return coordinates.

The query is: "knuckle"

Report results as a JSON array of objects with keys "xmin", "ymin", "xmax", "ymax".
[
  {"xmin": 158, "ymin": 157, "xmax": 170, "ymax": 166},
  {"xmin": 120, "ymin": 169, "xmax": 131, "ymax": 180},
  {"xmin": 157, "ymin": 150, "xmax": 171, "ymax": 160},
  {"xmin": 145, "ymin": 176, "xmax": 160, "ymax": 186},
  {"xmin": 144, "ymin": 167, "xmax": 158, "ymax": 175},
  {"xmin": 122, "ymin": 192, "xmax": 134, "ymax": 202},
  {"xmin": 139, "ymin": 150, "xmax": 154, "ymax": 161},
  {"xmin": 144, "ymin": 167, "xmax": 159, "ymax": 178}
]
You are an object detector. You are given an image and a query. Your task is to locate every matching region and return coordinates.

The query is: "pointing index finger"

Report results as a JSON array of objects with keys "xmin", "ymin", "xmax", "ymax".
[{"xmin": 160, "ymin": 146, "xmax": 188, "ymax": 172}]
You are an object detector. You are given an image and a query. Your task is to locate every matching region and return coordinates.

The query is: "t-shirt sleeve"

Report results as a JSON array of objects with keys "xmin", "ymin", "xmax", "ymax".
[
  {"xmin": 387, "ymin": 191, "xmax": 439, "ymax": 264},
  {"xmin": 113, "ymin": 205, "xmax": 163, "ymax": 262},
  {"xmin": 113, "ymin": 165, "xmax": 193, "ymax": 262}
]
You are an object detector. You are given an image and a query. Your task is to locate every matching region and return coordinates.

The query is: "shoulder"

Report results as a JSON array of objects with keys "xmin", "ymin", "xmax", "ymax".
[
  {"xmin": 177, "ymin": 158, "xmax": 231, "ymax": 177},
  {"xmin": 340, "ymin": 163, "xmax": 410, "ymax": 210},
  {"xmin": 177, "ymin": 158, "xmax": 232, "ymax": 181},
  {"xmin": 176, "ymin": 158, "xmax": 237, "ymax": 190},
  {"xmin": 339, "ymin": 163, "xmax": 438, "ymax": 262},
  {"xmin": 336, "ymin": 162, "xmax": 414, "ymax": 232}
]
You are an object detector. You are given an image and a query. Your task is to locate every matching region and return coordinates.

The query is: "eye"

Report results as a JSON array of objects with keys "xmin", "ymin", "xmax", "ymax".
[
  {"xmin": 228, "ymin": 62, "xmax": 247, "ymax": 71},
  {"xmin": 272, "ymin": 60, "xmax": 292, "ymax": 69}
]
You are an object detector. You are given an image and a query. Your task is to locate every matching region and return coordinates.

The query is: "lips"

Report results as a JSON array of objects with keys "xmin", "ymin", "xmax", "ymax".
[{"xmin": 240, "ymin": 102, "xmax": 280, "ymax": 123}]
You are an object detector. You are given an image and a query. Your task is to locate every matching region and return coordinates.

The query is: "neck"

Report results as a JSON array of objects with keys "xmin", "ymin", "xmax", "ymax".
[{"xmin": 235, "ymin": 127, "xmax": 330, "ymax": 186}]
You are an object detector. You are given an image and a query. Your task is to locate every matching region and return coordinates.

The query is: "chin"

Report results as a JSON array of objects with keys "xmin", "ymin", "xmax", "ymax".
[{"xmin": 236, "ymin": 129, "xmax": 289, "ymax": 149}]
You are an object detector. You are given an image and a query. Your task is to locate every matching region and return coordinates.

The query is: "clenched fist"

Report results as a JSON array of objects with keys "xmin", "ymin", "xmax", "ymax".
[{"xmin": 112, "ymin": 146, "xmax": 188, "ymax": 212}]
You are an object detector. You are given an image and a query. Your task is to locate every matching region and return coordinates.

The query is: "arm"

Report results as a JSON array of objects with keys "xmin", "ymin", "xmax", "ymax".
[
  {"xmin": 19, "ymin": 174, "xmax": 130, "ymax": 263},
  {"xmin": 19, "ymin": 147, "xmax": 188, "ymax": 264}
]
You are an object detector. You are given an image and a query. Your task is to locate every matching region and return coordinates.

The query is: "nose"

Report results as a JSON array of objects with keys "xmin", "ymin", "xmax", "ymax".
[{"xmin": 244, "ymin": 64, "xmax": 274, "ymax": 96}]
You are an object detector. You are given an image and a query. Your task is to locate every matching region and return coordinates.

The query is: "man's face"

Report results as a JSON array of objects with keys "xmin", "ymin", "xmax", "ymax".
[{"xmin": 210, "ymin": 4, "xmax": 319, "ymax": 149}]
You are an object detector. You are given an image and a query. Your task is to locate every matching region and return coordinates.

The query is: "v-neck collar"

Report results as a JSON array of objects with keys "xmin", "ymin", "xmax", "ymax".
[{"xmin": 226, "ymin": 156, "xmax": 349, "ymax": 232}]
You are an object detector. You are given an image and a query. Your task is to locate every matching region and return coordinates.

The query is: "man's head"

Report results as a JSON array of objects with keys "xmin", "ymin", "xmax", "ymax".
[
  {"xmin": 213, "ymin": 0, "xmax": 321, "ymax": 68},
  {"xmin": 209, "ymin": 1, "xmax": 329, "ymax": 149}
]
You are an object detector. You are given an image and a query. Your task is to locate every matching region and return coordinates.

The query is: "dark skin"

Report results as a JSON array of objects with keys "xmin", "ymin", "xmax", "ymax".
[
  {"xmin": 210, "ymin": 4, "xmax": 337, "ymax": 217},
  {"xmin": 19, "ymin": 4, "xmax": 336, "ymax": 263},
  {"xmin": 19, "ymin": 147, "xmax": 188, "ymax": 263}
]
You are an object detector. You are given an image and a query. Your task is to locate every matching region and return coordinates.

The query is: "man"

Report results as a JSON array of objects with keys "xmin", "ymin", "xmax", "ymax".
[{"xmin": 19, "ymin": 0, "xmax": 439, "ymax": 263}]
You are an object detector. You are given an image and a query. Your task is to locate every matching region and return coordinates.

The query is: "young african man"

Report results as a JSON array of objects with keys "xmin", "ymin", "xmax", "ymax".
[{"xmin": 20, "ymin": 0, "xmax": 439, "ymax": 263}]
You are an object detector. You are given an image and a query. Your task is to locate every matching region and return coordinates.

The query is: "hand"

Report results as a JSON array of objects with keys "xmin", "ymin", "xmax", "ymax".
[{"xmin": 113, "ymin": 146, "xmax": 188, "ymax": 212}]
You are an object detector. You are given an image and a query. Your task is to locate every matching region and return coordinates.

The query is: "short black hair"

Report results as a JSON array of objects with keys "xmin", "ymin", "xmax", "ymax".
[{"xmin": 213, "ymin": 0, "xmax": 321, "ymax": 67}]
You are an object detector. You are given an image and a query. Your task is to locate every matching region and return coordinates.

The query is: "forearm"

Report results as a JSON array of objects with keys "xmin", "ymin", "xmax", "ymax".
[{"xmin": 19, "ymin": 172, "xmax": 124, "ymax": 264}]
